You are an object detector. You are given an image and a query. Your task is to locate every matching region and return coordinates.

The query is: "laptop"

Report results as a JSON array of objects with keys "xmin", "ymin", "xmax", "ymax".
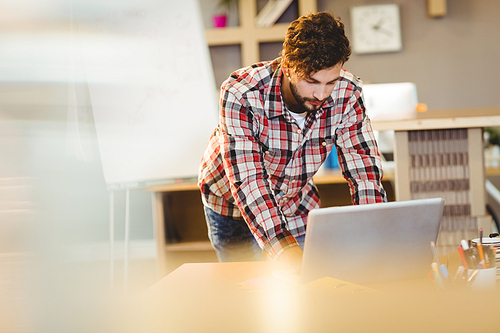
[{"xmin": 276, "ymin": 198, "xmax": 444, "ymax": 286}]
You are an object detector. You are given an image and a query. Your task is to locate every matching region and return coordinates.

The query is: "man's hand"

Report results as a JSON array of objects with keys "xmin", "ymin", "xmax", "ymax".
[{"xmin": 278, "ymin": 245, "xmax": 304, "ymax": 273}]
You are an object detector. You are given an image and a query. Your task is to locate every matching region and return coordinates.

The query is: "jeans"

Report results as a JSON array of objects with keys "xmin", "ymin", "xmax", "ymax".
[{"xmin": 203, "ymin": 205, "xmax": 305, "ymax": 262}]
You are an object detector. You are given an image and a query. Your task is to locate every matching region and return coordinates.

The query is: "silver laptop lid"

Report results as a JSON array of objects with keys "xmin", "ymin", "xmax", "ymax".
[{"xmin": 301, "ymin": 198, "xmax": 444, "ymax": 285}]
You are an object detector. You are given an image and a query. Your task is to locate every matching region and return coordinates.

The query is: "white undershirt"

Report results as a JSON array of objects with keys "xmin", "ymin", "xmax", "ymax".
[{"xmin": 289, "ymin": 111, "xmax": 308, "ymax": 130}]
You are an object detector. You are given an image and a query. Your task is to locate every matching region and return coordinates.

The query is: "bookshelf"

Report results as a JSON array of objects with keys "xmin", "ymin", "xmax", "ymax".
[
  {"xmin": 371, "ymin": 107, "xmax": 500, "ymax": 255},
  {"xmin": 205, "ymin": 0, "xmax": 317, "ymax": 67}
]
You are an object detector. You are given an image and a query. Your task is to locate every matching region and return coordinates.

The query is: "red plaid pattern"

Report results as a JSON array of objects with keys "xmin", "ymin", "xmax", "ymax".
[{"xmin": 198, "ymin": 58, "xmax": 386, "ymax": 259}]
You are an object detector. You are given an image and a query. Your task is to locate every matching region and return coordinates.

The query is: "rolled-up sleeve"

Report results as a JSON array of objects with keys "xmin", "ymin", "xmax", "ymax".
[{"xmin": 336, "ymin": 90, "xmax": 387, "ymax": 204}]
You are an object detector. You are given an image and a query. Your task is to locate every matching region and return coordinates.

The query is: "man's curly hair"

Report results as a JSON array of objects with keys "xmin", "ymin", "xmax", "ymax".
[{"xmin": 281, "ymin": 11, "xmax": 351, "ymax": 78}]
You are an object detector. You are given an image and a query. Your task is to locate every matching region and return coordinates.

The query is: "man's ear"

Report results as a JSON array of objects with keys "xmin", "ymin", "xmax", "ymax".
[{"xmin": 281, "ymin": 60, "xmax": 290, "ymax": 77}]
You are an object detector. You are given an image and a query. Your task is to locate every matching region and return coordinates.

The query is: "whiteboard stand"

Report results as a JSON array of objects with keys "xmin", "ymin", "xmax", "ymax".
[
  {"xmin": 124, "ymin": 188, "xmax": 130, "ymax": 292},
  {"xmin": 151, "ymin": 191, "xmax": 167, "ymax": 279},
  {"xmin": 109, "ymin": 191, "xmax": 115, "ymax": 290},
  {"xmin": 109, "ymin": 188, "xmax": 131, "ymax": 292}
]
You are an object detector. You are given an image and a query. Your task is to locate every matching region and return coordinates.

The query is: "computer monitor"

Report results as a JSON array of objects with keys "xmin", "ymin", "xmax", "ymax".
[{"xmin": 362, "ymin": 82, "xmax": 419, "ymax": 155}]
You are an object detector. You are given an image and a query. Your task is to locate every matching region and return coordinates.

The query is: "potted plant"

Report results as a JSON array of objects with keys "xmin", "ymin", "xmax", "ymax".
[{"xmin": 213, "ymin": 0, "xmax": 237, "ymax": 28}]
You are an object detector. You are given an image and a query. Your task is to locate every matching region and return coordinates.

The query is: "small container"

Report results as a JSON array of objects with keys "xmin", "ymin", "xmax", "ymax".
[
  {"xmin": 212, "ymin": 15, "xmax": 227, "ymax": 28},
  {"xmin": 467, "ymin": 268, "xmax": 497, "ymax": 291}
]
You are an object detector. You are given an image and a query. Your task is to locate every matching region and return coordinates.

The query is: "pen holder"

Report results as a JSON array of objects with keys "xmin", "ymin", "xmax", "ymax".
[
  {"xmin": 467, "ymin": 268, "xmax": 497, "ymax": 291},
  {"xmin": 470, "ymin": 238, "xmax": 500, "ymax": 280}
]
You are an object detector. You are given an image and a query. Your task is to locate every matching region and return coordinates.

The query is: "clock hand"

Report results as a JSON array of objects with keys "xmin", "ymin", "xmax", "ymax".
[
  {"xmin": 371, "ymin": 19, "xmax": 393, "ymax": 37},
  {"xmin": 377, "ymin": 28, "xmax": 393, "ymax": 37},
  {"xmin": 372, "ymin": 19, "xmax": 384, "ymax": 31}
]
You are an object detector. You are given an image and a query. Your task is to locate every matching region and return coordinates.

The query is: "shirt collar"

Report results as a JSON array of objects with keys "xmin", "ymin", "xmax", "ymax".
[{"xmin": 264, "ymin": 58, "xmax": 287, "ymax": 119}]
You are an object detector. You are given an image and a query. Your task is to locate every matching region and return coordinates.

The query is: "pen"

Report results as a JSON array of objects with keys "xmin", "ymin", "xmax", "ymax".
[
  {"xmin": 431, "ymin": 241, "xmax": 449, "ymax": 277},
  {"xmin": 431, "ymin": 262, "xmax": 445, "ymax": 289},
  {"xmin": 433, "ymin": 272, "xmax": 445, "ymax": 289},
  {"xmin": 477, "ymin": 242, "xmax": 487, "ymax": 268},
  {"xmin": 461, "ymin": 240, "xmax": 475, "ymax": 268},
  {"xmin": 428, "ymin": 271, "xmax": 439, "ymax": 289},
  {"xmin": 479, "ymin": 228, "xmax": 485, "ymax": 266},
  {"xmin": 467, "ymin": 261, "xmax": 484, "ymax": 285},
  {"xmin": 457, "ymin": 246, "xmax": 469, "ymax": 269},
  {"xmin": 453, "ymin": 265, "xmax": 465, "ymax": 283},
  {"xmin": 440, "ymin": 265, "xmax": 449, "ymax": 279}
]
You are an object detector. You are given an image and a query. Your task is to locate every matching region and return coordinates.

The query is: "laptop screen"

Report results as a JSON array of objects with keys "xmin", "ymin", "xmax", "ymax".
[{"xmin": 301, "ymin": 198, "xmax": 444, "ymax": 285}]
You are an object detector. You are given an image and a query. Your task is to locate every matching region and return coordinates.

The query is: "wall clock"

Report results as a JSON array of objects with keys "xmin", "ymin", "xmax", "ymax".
[{"xmin": 350, "ymin": 4, "xmax": 403, "ymax": 54}]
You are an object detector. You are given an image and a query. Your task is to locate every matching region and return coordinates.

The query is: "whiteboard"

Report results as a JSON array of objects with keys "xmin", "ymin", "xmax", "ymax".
[{"xmin": 77, "ymin": 0, "xmax": 218, "ymax": 188}]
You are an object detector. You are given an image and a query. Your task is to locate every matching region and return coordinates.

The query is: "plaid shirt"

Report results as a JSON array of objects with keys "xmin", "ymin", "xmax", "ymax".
[{"xmin": 198, "ymin": 57, "xmax": 386, "ymax": 259}]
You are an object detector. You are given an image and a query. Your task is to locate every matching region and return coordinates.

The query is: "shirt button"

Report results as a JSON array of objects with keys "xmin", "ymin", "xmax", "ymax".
[
  {"xmin": 265, "ymin": 151, "xmax": 269, "ymax": 155},
  {"xmin": 322, "ymin": 141, "xmax": 327, "ymax": 146},
  {"xmin": 283, "ymin": 196, "xmax": 288, "ymax": 201},
  {"xmin": 297, "ymin": 129, "xmax": 302, "ymax": 134},
  {"xmin": 291, "ymin": 180, "xmax": 296, "ymax": 183}
]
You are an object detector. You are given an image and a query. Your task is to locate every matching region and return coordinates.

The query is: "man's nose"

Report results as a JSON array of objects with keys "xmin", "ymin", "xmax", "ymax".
[{"xmin": 313, "ymin": 85, "xmax": 330, "ymax": 101}]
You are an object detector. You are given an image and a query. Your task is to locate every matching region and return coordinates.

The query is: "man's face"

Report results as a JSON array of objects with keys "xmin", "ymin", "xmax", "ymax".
[{"xmin": 287, "ymin": 63, "xmax": 342, "ymax": 113}]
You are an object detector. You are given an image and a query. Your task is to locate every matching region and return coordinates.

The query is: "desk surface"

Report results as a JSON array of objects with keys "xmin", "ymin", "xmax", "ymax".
[
  {"xmin": 372, "ymin": 106, "xmax": 500, "ymax": 131},
  {"xmin": 147, "ymin": 168, "xmax": 395, "ymax": 192},
  {"xmin": 122, "ymin": 261, "xmax": 500, "ymax": 333}
]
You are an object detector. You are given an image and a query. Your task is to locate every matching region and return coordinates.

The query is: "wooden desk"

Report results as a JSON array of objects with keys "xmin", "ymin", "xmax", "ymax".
[
  {"xmin": 121, "ymin": 261, "xmax": 500, "ymax": 333},
  {"xmin": 371, "ymin": 107, "xmax": 500, "ymax": 254},
  {"xmin": 371, "ymin": 107, "xmax": 500, "ymax": 132}
]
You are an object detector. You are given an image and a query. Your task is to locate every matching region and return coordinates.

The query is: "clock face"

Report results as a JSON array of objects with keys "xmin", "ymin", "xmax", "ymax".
[{"xmin": 350, "ymin": 4, "xmax": 402, "ymax": 54}]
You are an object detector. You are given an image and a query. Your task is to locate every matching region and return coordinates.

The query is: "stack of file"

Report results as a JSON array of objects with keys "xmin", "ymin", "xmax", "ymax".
[{"xmin": 407, "ymin": 129, "xmax": 477, "ymax": 252}]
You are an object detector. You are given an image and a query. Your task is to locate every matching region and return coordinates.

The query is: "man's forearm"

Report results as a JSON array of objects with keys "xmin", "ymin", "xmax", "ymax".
[{"xmin": 277, "ymin": 244, "xmax": 304, "ymax": 273}]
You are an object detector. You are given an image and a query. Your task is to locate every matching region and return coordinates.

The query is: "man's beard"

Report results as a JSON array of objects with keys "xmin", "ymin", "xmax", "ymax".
[{"xmin": 289, "ymin": 80, "xmax": 326, "ymax": 113}]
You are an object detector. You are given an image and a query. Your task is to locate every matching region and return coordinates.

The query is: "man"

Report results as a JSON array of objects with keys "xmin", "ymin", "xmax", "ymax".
[{"xmin": 198, "ymin": 11, "xmax": 387, "ymax": 271}]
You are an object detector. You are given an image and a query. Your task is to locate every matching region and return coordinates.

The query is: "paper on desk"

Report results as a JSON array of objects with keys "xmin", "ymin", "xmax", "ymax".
[{"xmin": 307, "ymin": 277, "xmax": 381, "ymax": 294}]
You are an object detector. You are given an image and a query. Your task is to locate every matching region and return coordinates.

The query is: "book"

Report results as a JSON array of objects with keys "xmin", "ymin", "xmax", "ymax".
[{"xmin": 255, "ymin": 0, "xmax": 293, "ymax": 28}]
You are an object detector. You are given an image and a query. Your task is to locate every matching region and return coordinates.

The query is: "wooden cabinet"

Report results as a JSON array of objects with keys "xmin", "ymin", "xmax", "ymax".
[{"xmin": 149, "ymin": 170, "xmax": 395, "ymax": 275}]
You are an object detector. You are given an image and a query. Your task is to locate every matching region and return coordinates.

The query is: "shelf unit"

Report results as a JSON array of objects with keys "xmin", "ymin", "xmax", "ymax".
[
  {"xmin": 205, "ymin": 0, "xmax": 317, "ymax": 66},
  {"xmin": 371, "ymin": 107, "xmax": 500, "ymax": 255},
  {"xmin": 149, "ymin": 169, "xmax": 396, "ymax": 275}
]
